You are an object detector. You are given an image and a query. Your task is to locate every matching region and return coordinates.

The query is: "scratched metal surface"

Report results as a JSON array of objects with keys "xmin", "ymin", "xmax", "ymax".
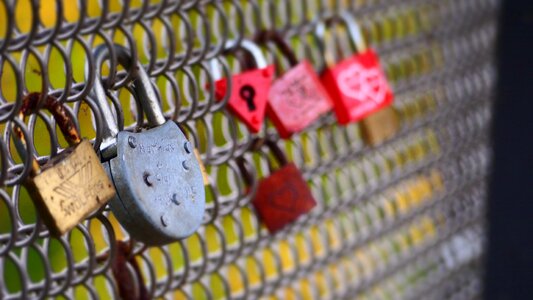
[{"xmin": 0, "ymin": 0, "xmax": 498, "ymax": 299}]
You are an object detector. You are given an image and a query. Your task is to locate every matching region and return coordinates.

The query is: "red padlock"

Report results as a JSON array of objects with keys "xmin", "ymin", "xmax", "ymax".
[
  {"xmin": 318, "ymin": 12, "xmax": 393, "ymax": 125},
  {"xmin": 255, "ymin": 30, "xmax": 333, "ymax": 139},
  {"xmin": 237, "ymin": 138, "xmax": 316, "ymax": 233},
  {"xmin": 211, "ymin": 40, "xmax": 275, "ymax": 133}
]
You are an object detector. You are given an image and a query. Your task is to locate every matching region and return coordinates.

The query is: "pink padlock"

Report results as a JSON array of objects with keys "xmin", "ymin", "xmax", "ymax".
[{"xmin": 255, "ymin": 30, "xmax": 333, "ymax": 139}]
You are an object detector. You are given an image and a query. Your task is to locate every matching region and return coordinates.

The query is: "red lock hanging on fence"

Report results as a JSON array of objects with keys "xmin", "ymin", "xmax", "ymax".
[
  {"xmin": 318, "ymin": 12, "xmax": 394, "ymax": 125},
  {"xmin": 211, "ymin": 40, "xmax": 275, "ymax": 133},
  {"xmin": 237, "ymin": 138, "xmax": 317, "ymax": 233},
  {"xmin": 254, "ymin": 30, "xmax": 333, "ymax": 139}
]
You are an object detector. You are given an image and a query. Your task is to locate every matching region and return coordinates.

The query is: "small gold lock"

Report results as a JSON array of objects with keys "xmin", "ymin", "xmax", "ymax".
[
  {"xmin": 178, "ymin": 124, "xmax": 209, "ymax": 185},
  {"xmin": 193, "ymin": 148, "xmax": 209, "ymax": 185},
  {"xmin": 13, "ymin": 93, "xmax": 116, "ymax": 236},
  {"xmin": 361, "ymin": 107, "xmax": 400, "ymax": 146}
]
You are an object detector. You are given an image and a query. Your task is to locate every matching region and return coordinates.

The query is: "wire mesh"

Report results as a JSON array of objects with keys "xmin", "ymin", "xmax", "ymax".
[{"xmin": 0, "ymin": 0, "xmax": 498, "ymax": 299}]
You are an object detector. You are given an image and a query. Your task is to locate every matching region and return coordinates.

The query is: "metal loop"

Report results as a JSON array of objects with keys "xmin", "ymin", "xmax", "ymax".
[
  {"xmin": 90, "ymin": 44, "xmax": 167, "ymax": 158},
  {"xmin": 210, "ymin": 39, "xmax": 269, "ymax": 81}
]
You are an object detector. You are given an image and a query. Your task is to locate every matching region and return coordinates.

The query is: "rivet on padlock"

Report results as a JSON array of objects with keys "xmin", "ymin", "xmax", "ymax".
[
  {"xmin": 254, "ymin": 30, "xmax": 333, "ymax": 139},
  {"xmin": 210, "ymin": 40, "xmax": 275, "ymax": 133},
  {"xmin": 237, "ymin": 138, "xmax": 316, "ymax": 233},
  {"xmin": 317, "ymin": 12, "xmax": 394, "ymax": 125},
  {"xmin": 91, "ymin": 45, "xmax": 206, "ymax": 245},
  {"xmin": 11, "ymin": 93, "xmax": 116, "ymax": 236}
]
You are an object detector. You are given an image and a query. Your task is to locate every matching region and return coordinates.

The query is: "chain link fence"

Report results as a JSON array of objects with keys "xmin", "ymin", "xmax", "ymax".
[{"xmin": 0, "ymin": 0, "xmax": 498, "ymax": 299}]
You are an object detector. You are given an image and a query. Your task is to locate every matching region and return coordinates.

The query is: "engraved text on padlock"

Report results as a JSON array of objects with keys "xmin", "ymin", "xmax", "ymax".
[
  {"xmin": 268, "ymin": 61, "xmax": 333, "ymax": 138},
  {"xmin": 108, "ymin": 122, "xmax": 205, "ymax": 245}
]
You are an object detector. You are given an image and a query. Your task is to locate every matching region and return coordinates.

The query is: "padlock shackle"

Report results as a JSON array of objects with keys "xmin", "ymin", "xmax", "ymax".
[
  {"xmin": 235, "ymin": 156, "xmax": 254, "ymax": 188},
  {"xmin": 20, "ymin": 93, "xmax": 82, "ymax": 146},
  {"xmin": 236, "ymin": 137, "xmax": 289, "ymax": 188},
  {"xmin": 264, "ymin": 139, "xmax": 289, "ymax": 167},
  {"xmin": 11, "ymin": 93, "xmax": 83, "ymax": 176},
  {"xmin": 315, "ymin": 12, "xmax": 367, "ymax": 69},
  {"xmin": 254, "ymin": 30, "xmax": 299, "ymax": 68},
  {"xmin": 91, "ymin": 44, "xmax": 166, "ymax": 157},
  {"xmin": 325, "ymin": 12, "xmax": 367, "ymax": 53},
  {"xmin": 250, "ymin": 137, "xmax": 289, "ymax": 167},
  {"xmin": 11, "ymin": 119, "xmax": 41, "ymax": 176},
  {"xmin": 210, "ymin": 39, "xmax": 269, "ymax": 81}
]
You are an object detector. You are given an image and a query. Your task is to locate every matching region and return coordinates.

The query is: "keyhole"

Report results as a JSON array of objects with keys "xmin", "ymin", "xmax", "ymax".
[{"xmin": 239, "ymin": 85, "xmax": 256, "ymax": 111}]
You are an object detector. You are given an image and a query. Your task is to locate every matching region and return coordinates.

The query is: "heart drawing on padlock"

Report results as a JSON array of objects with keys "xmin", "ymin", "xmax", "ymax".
[
  {"xmin": 336, "ymin": 62, "xmax": 388, "ymax": 105},
  {"xmin": 266, "ymin": 182, "xmax": 299, "ymax": 212},
  {"xmin": 253, "ymin": 163, "xmax": 317, "ymax": 233},
  {"xmin": 322, "ymin": 49, "xmax": 393, "ymax": 124},
  {"xmin": 237, "ymin": 138, "xmax": 317, "ymax": 233}
]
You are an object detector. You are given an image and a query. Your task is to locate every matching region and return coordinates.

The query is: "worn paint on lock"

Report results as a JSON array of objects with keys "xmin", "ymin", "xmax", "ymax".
[
  {"xmin": 27, "ymin": 140, "xmax": 115, "ymax": 236},
  {"xmin": 322, "ymin": 49, "xmax": 393, "ymax": 124},
  {"xmin": 268, "ymin": 61, "xmax": 333, "ymax": 138},
  {"xmin": 214, "ymin": 65, "xmax": 275, "ymax": 133},
  {"xmin": 107, "ymin": 121, "xmax": 206, "ymax": 245},
  {"xmin": 253, "ymin": 163, "xmax": 316, "ymax": 233}
]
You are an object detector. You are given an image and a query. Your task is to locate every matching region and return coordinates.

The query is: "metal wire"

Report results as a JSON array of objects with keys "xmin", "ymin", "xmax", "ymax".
[{"xmin": 0, "ymin": 0, "xmax": 498, "ymax": 299}]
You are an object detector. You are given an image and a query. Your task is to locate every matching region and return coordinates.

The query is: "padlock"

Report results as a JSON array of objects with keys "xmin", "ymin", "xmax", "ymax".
[
  {"xmin": 211, "ymin": 40, "xmax": 275, "ymax": 133},
  {"xmin": 11, "ymin": 93, "xmax": 115, "ymax": 236},
  {"xmin": 318, "ymin": 12, "xmax": 394, "ymax": 125},
  {"xmin": 238, "ymin": 138, "xmax": 316, "ymax": 233},
  {"xmin": 360, "ymin": 106, "xmax": 400, "ymax": 146},
  {"xmin": 254, "ymin": 30, "xmax": 333, "ymax": 139},
  {"xmin": 91, "ymin": 44, "xmax": 205, "ymax": 245}
]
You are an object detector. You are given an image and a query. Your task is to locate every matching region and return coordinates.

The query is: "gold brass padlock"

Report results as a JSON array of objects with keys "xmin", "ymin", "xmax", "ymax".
[
  {"xmin": 193, "ymin": 148, "xmax": 209, "ymax": 185},
  {"xmin": 12, "ymin": 93, "xmax": 116, "ymax": 236},
  {"xmin": 178, "ymin": 124, "xmax": 210, "ymax": 185},
  {"xmin": 360, "ymin": 107, "xmax": 400, "ymax": 146}
]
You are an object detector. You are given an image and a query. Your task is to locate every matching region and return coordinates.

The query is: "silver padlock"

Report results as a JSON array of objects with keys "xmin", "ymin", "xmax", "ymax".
[{"xmin": 90, "ymin": 44, "xmax": 205, "ymax": 245}]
